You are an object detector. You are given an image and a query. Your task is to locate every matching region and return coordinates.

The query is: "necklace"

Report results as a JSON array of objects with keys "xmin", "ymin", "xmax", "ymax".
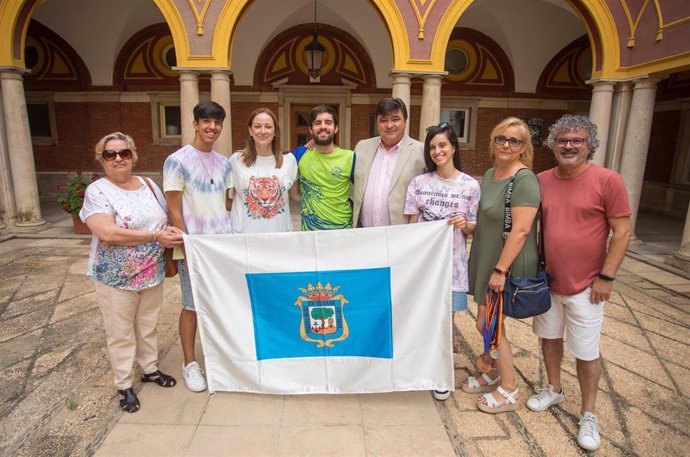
[{"xmin": 196, "ymin": 149, "xmax": 215, "ymax": 184}]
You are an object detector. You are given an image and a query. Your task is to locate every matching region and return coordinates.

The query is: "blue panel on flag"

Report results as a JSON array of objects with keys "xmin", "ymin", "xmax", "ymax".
[{"xmin": 246, "ymin": 267, "xmax": 393, "ymax": 360}]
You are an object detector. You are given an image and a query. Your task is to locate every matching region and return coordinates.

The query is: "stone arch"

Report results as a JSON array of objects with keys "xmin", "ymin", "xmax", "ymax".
[
  {"xmin": 0, "ymin": 0, "xmax": 41, "ymax": 67},
  {"xmin": 214, "ymin": 0, "xmax": 404, "ymax": 71},
  {"xmin": 24, "ymin": 19, "xmax": 92, "ymax": 90},
  {"xmin": 430, "ymin": 0, "xmax": 615, "ymax": 78},
  {"xmin": 151, "ymin": 0, "xmax": 193, "ymax": 68},
  {"xmin": 113, "ymin": 23, "xmax": 178, "ymax": 91},
  {"xmin": 253, "ymin": 24, "xmax": 376, "ymax": 91},
  {"xmin": 536, "ymin": 35, "xmax": 592, "ymax": 99}
]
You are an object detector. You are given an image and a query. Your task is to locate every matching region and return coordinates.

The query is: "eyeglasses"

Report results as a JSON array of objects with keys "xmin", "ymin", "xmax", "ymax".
[
  {"xmin": 494, "ymin": 135, "xmax": 523, "ymax": 148},
  {"xmin": 426, "ymin": 122, "xmax": 451, "ymax": 134},
  {"xmin": 102, "ymin": 149, "xmax": 133, "ymax": 161},
  {"xmin": 555, "ymin": 137, "xmax": 586, "ymax": 147}
]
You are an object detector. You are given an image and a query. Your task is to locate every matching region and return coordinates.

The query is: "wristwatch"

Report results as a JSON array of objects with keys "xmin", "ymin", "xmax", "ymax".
[
  {"xmin": 493, "ymin": 266, "xmax": 508, "ymax": 276},
  {"xmin": 598, "ymin": 273, "xmax": 615, "ymax": 281}
]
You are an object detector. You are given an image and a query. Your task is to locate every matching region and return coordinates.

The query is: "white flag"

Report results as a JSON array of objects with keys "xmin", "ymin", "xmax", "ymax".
[{"xmin": 184, "ymin": 220, "xmax": 454, "ymax": 394}]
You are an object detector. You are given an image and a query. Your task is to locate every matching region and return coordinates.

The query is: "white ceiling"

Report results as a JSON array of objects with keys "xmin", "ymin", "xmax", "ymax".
[{"xmin": 31, "ymin": 0, "xmax": 586, "ymax": 92}]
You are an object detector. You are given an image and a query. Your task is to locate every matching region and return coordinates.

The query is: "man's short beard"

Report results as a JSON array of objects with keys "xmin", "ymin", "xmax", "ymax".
[{"xmin": 314, "ymin": 133, "xmax": 335, "ymax": 146}]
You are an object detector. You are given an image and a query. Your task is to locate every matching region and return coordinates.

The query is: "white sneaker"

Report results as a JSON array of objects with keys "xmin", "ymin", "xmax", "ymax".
[
  {"xmin": 432, "ymin": 390, "xmax": 451, "ymax": 401},
  {"xmin": 526, "ymin": 384, "xmax": 565, "ymax": 412},
  {"xmin": 182, "ymin": 361, "xmax": 207, "ymax": 392},
  {"xmin": 578, "ymin": 412, "xmax": 601, "ymax": 451}
]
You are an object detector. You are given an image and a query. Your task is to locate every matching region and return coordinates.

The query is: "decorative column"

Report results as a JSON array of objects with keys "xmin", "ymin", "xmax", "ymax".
[
  {"xmin": 210, "ymin": 70, "xmax": 232, "ymax": 156},
  {"xmin": 390, "ymin": 72, "xmax": 412, "ymax": 125},
  {"xmin": 665, "ymin": 202, "xmax": 690, "ymax": 272},
  {"xmin": 0, "ymin": 81, "xmax": 16, "ymax": 229},
  {"xmin": 418, "ymin": 73, "xmax": 444, "ymax": 140},
  {"xmin": 618, "ymin": 77, "xmax": 659, "ymax": 236},
  {"xmin": 587, "ymin": 80, "xmax": 615, "ymax": 167},
  {"xmin": 178, "ymin": 70, "xmax": 200, "ymax": 145},
  {"xmin": 0, "ymin": 69, "xmax": 44, "ymax": 226},
  {"xmin": 606, "ymin": 81, "xmax": 633, "ymax": 171}
]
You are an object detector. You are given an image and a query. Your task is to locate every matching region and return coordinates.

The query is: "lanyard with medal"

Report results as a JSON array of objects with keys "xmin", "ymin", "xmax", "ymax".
[{"xmin": 478, "ymin": 289, "xmax": 503, "ymax": 372}]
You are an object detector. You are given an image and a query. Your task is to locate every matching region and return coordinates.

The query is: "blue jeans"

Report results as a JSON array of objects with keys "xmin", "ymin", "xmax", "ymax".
[
  {"xmin": 452, "ymin": 291, "xmax": 468, "ymax": 312},
  {"xmin": 177, "ymin": 260, "xmax": 195, "ymax": 311}
]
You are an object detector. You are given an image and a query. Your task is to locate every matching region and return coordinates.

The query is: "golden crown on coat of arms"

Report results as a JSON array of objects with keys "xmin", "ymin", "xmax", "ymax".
[{"xmin": 298, "ymin": 282, "xmax": 341, "ymax": 298}]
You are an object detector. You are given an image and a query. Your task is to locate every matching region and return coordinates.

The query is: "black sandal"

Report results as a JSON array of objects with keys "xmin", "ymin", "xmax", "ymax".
[
  {"xmin": 118, "ymin": 388, "xmax": 140, "ymax": 413},
  {"xmin": 141, "ymin": 370, "xmax": 177, "ymax": 388}
]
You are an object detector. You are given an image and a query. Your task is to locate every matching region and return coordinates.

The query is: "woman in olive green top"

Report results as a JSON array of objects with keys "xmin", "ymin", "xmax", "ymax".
[{"xmin": 466, "ymin": 117, "xmax": 541, "ymax": 413}]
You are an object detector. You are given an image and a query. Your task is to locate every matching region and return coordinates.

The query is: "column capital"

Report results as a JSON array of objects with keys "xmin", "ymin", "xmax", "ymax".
[
  {"xmin": 421, "ymin": 73, "xmax": 445, "ymax": 83},
  {"xmin": 172, "ymin": 67, "xmax": 231, "ymax": 73},
  {"xmin": 631, "ymin": 76, "xmax": 662, "ymax": 90},
  {"xmin": 210, "ymin": 71, "xmax": 232, "ymax": 83},
  {"xmin": 0, "ymin": 66, "xmax": 30, "ymax": 77},
  {"xmin": 587, "ymin": 80, "xmax": 615, "ymax": 92},
  {"xmin": 210, "ymin": 69, "xmax": 233, "ymax": 76},
  {"xmin": 613, "ymin": 80, "xmax": 633, "ymax": 92}
]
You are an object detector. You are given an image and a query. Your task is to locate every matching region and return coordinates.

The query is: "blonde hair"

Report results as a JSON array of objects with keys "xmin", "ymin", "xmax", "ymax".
[
  {"xmin": 488, "ymin": 117, "xmax": 533, "ymax": 168},
  {"xmin": 94, "ymin": 132, "xmax": 138, "ymax": 165}
]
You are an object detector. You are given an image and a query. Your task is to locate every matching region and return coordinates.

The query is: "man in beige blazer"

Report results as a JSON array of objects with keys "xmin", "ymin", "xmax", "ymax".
[{"xmin": 352, "ymin": 98, "xmax": 425, "ymax": 227}]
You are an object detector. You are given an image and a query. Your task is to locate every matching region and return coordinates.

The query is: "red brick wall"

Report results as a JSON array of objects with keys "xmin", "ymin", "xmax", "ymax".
[
  {"xmin": 230, "ymin": 102, "xmax": 280, "ymax": 153},
  {"xmin": 34, "ymin": 102, "xmax": 176, "ymax": 173},
  {"xmin": 34, "ymin": 100, "xmax": 575, "ymax": 179},
  {"xmin": 645, "ymin": 110, "xmax": 680, "ymax": 183},
  {"xmin": 350, "ymin": 104, "xmax": 376, "ymax": 147},
  {"xmin": 461, "ymin": 108, "xmax": 566, "ymax": 177}
]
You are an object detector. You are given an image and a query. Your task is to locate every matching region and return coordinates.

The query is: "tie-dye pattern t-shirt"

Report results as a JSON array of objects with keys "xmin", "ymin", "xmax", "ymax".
[
  {"xmin": 404, "ymin": 171, "xmax": 480, "ymax": 292},
  {"xmin": 80, "ymin": 177, "xmax": 168, "ymax": 291},
  {"xmin": 163, "ymin": 144, "xmax": 233, "ymax": 236}
]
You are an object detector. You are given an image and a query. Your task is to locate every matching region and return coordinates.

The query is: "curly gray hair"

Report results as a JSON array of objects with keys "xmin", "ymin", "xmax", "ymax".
[{"xmin": 546, "ymin": 114, "xmax": 600, "ymax": 160}]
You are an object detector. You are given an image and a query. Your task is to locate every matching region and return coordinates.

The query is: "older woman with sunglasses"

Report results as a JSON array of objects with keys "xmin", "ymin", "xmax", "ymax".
[
  {"xmin": 466, "ymin": 117, "xmax": 541, "ymax": 413},
  {"xmin": 79, "ymin": 132, "xmax": 184, "ymax": 413}
]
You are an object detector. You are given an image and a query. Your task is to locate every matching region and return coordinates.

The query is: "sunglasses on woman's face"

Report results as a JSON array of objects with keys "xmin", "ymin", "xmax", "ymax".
[{"xmin": 102, "ymin": 149, "xmax": 133, "ymax": 161}]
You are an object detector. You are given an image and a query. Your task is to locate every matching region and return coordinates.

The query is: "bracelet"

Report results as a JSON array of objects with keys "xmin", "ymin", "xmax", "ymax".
[
  {"xmin": 151, "ymin": 230, "xmax": 157, "ymax": 242},
  {"xmin": 493, "ymin": 266, "xmax": 508, "ymax": 276},
  {"xmin": 598, "ymin": 273, "xmax": 615, "ymax": 282}
]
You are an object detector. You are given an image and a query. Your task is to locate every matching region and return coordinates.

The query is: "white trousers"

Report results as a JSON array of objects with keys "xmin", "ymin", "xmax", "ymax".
[{"xmin": 93, "ymin": 280, "xmax": 163, "ymax": 389}]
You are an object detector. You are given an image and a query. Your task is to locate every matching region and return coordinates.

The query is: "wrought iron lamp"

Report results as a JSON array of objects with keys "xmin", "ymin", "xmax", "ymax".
[{"xmin": 305, "ymin": 0, "xmax": 324, "ymax": 79}]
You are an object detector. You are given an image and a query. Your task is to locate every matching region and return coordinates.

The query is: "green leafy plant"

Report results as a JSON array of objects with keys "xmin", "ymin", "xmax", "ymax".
[
  {"xmin": 56, "ymin": 170, "xmax": 98, "ymax": 215},
  {"xmin": 65, "ymin": 399, "xmax": 78, "ymax": 410}
]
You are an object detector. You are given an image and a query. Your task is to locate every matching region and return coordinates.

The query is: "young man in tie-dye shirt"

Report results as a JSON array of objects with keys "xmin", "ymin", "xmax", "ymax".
[{"xmin": 163, "ymin": 101, "xmax": 232, "ymax": 392}]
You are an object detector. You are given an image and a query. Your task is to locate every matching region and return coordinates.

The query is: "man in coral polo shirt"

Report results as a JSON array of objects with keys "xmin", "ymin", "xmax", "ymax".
[{"xmin": 527, "ymin": 115, "xmax": 632, "ymax": 451}]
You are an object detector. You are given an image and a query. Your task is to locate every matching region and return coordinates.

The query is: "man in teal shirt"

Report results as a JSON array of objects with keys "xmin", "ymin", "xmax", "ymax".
[{"xmin": 292, "ymin": 105, "xmax": 354, "ymax": 230}]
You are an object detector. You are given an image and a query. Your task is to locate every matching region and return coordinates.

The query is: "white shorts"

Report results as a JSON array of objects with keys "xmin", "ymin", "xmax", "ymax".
[{"xmin": 532, "ymin": 287, "xmax": 604, "ymax": 361}]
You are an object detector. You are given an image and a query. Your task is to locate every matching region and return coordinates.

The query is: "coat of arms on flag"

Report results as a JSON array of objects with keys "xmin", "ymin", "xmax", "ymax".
[
  {"xmin": 296, "ymin": 282, "xmax": 349, "ymax": 347},
  {"xmin": 246, "ymin": 267, "xmax": 393, "ymax": 361}
]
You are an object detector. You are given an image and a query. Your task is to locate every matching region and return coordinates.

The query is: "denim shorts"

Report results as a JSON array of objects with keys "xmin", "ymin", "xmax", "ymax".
[
  {"xmin": 452, "ymin": 291, "xmax": 468, "ymax": 312},
  {"xmin": 177, "ymin": 259, "xmax": 195, "ymax": 311}
]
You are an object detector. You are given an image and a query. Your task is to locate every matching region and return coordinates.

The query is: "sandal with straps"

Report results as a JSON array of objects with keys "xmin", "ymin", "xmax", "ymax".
[
  {"xmin": 118, "ymin": 388, "xmax": 140, "ymax": 413},
  {"xmin": 476, "ymin": 386, "xmax": 519, "ymax": 414},
  {"xmin": 461, "ymin": 373, "xmax": 501, "ymax": 393},
  {"xmin": 141, "ymin": 370, "xmax": 177, "ymax": 388}
]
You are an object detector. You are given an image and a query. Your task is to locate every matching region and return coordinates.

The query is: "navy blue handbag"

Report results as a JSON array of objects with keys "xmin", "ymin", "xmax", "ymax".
[
  {"xmin": 500, "ymin": 170, "xmax": 551, "ymax": 319},
  {"xmin": 503, "ymin": 270, "xmax": 551, "ymax": 319}
]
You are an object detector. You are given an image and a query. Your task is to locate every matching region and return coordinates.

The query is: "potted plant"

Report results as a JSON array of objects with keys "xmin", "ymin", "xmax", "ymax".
[{"xmin": 57, "ymin": 170, "xmax": 98, "ymax": 234}]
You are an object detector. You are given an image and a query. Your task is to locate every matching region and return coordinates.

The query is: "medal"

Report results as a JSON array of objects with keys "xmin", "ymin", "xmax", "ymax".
[
  {"xmin": 490, "ymin": 348, "xmax": 500, "ymax": 359},
  {"xmin": 477, "ymin": 351, "xmax": 494, "ymax": 373}
]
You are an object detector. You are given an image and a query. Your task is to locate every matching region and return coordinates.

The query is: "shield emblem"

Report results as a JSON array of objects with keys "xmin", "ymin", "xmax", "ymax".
[
  {"xmin": 304, "ymin": 299, "xmax": 343, "ymax": 338},
  {"xmin": 294, "ymin": 282, "xmax": 349, "ymax": 348}
]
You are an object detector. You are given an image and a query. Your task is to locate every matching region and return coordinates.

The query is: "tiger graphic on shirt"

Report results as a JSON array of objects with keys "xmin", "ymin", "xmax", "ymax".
[{"xmin": 244, "ymin": 175, "xmax": 285, "ymax": 219}]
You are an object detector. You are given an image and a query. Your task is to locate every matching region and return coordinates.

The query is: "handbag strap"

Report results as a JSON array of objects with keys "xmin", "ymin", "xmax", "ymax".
[
  {"xmin": 141, "ymin": 176, "xmax": 165, "ymax": 210},
  {"xmin": 501, "ymin": 168, "xmax": 546, "ymax": 269}
]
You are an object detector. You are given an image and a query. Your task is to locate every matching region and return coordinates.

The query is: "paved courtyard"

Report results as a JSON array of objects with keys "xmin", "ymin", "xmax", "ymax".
[{"xmin": 0, "ymin": 209, "xmax": 688, "ymax": 456}]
